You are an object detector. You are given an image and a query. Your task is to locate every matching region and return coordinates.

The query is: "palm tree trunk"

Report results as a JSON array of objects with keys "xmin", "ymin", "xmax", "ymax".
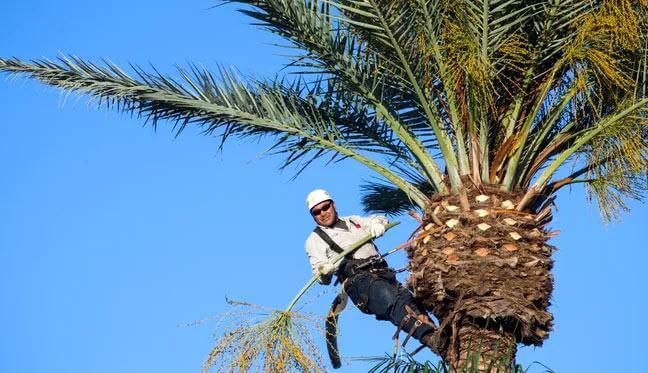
[
  {"xmin": 447, "ymin": 320, "xmax": 517, "ymax": 372},
  {"xmin": 406, "ymin": 182, "xmax": 555, "ymax": 369}
]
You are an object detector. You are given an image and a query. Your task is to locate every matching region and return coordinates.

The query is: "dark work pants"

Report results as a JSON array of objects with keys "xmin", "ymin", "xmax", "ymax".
[{"xmin": 343, "ymin": 270, "xmax": 434, "ymax": 342}]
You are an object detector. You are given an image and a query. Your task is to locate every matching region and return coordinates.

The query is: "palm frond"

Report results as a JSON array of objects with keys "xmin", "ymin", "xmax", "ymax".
[
  {"xmin": 361, "ymin": 179, "xmax": 436, "ymax": 216},
  {"xmin": 580, "ymin": 116, "xmax": 647, "ymax": 221},
  {"xmin": 500, "ymin": 2, "xmax": 648, "ymax": 197},
  {"xmin": 225, "ymin": 0, "xmax": 449, "ymax": 191},
  {"xmin": 0, "ymin": 55, "xmax": 429, "ymax": 207},
  {"xmin": 362, "ymin": 353, "xmax": 448, "ymax": 373},
  {"xmin": 329, "ymin": 0, "xmax": 464, "ymax": 189},
  {"xmin": 357, "ymin": 351, "xmax": 553, "ymax": 373},
  {"xmin": 522, "ymin": 97, "xmax": 648, "ymax": 212},
  {"xmin": 202, "ymin": 300, "xmax": 324, "ymax": 373}
]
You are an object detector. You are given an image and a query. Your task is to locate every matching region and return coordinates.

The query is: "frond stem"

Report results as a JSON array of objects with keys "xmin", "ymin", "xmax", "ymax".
[
  {"xmin": 418, "ymin": 0, "xmax": 470, "ymax": 178},
  {"xmin": 502, "ymin": 66, "xmax": 559, "ymax": 190},
  {"xmin": 530, "ymin": 98, "xmax": 648, "ymax": 192},
  {"xmin": 367, "ymin": 0, "xmax": 462, "ymax": 191}
]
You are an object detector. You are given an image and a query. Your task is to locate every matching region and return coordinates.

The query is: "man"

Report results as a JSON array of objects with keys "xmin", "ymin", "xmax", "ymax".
[{"xmin": 304, "ymin": 189, "xmax": 437, "ymax": 356}]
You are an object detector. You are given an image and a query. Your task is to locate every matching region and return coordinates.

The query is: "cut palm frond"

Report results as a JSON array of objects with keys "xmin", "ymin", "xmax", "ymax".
[
  {"xmin": 202, "ymin": 222, "xmax": 399, "ymax": 372},
  {"xmin": 202, "ymin": 299, "xmax": 325, "ymax": 373}
]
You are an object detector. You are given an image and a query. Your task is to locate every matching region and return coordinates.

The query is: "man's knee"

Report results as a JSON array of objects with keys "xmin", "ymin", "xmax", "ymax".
[{"xmin": 364, "ymin": 277, "xmax": 401, "ymax": 319}]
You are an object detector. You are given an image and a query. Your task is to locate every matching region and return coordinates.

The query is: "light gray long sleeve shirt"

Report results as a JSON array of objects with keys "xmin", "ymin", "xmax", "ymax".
[{"xmin": 305, "ymin": 215, "xmax": 388, "ymax": 281}]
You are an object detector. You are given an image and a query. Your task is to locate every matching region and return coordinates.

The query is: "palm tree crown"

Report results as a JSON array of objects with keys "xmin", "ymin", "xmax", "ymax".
[{"xmin": 2, "ymin": 0, "xmax": 645, "ymax": 220}]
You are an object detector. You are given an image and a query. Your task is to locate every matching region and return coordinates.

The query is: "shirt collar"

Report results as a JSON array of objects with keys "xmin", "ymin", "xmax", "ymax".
[{"xmin": 320, "ymin": 218, "xmax": 349, "ymax": 231}]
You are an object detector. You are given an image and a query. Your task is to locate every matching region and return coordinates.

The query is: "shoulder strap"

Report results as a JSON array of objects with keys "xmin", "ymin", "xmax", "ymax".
[{"xmin": 313, "ymin": 227, "xmax": 344, "ymax": 254}]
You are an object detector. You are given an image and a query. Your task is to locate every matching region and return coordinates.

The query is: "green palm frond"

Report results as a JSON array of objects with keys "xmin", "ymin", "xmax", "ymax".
[
  {"xmin": 362, "ymin": 353, "xmax": 448, "ymax": 373},
  {"xmin": 551, "ymin": 111, "xmax": 647, "ymax": 220},
  {"xmin": 530, "ymin": 0, "xmax": 594, "ymax": 65},
  {"xmin": 520, "ymin": 1, "xmax": 648, "ymax": 194},
  {"xmin": 329, "ymin": 0, "xmax": 465, "ymax": 189},
  {"xmin": 0, "ymin": 56, "xmax": 428, "ymax": 207},
  {"xmin": 226, "ymin": 0, "xmax": 449, "ymax": 191},
  {"xmin": 361, "ymin": 179, "xmax": 436, "ymax": 216},
  {"xmin": 357, "ymin": 352, "xmax": 553, "ymax": 373}
]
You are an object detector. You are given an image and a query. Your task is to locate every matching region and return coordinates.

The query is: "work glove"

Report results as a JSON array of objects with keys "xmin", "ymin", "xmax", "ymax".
[
  {"xmin": 317, "ymin": 262, "xmax": 336, "ymax": 285},
  {"xmin": 368, "ymin": 220, "xmax": 386, "ymax": 238},
  {"xmin": 317, "ymin": 262, "xmax": 336, "ymax": 276}
]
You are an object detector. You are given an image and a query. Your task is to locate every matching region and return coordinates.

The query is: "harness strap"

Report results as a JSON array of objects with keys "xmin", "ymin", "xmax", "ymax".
[
  {"xmin": 409, "ymin": 343, "xmax": 427, "ymax": 357},
  {"xmin": 402, "ymin": 319, "xmax": 422, "ymax": 347},
  {"xmin": 313, "ymin": 227, "xmax": 344, "ymax": 254},
  {"xmin": 393, "ymin": 315, "xmax": 409, "ymax": 341}
]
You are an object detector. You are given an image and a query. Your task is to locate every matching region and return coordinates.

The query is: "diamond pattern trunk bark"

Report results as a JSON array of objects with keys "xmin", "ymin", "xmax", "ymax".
[
  {"xmin": 406, "ymin": 185, "xmax": 555, "ymax": 371},
  {"xmin": 452, "ymin": 321, "xmax": 517, "ymax": 371}
]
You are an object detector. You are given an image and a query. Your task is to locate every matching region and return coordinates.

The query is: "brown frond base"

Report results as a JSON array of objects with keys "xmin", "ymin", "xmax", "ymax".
[{"xmin": 406, "ymin": 183, "xmax": 555, "ymax": 369}]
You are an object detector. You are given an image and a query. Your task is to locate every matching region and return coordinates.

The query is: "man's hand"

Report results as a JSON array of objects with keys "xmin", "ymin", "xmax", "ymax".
[
  {"xmin": 369, "ymin": 220, "xmax": 386, "ymax": 238},
  {"xmin": 317, "ymin": 262, "xmax": 335, "ymax": 285},
  {"xmin": 318, "ymin": 262, "xmax": 336, "ymax": 276}
]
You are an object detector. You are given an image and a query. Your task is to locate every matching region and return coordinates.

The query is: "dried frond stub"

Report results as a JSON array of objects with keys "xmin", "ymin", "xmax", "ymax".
[
  {"xmin": 447, "ymin": 254, "xmax": 460, "ymax": 263},
  {"xmin": 502, "ymin": 243, "xmax": 518, "ymax": 252},
  {"xmin": 475, "ymin": 195, "xmax": 490, "ymax": 203},
  {"xmin": 528, "ymin": 229, "xmax": 543, "ymax": 238},
  {"xmin": 445, "ymin": 205, "xmax": 459, "ymax": 212},
  {"xmin": 525, "ymin": 258, "xmax": 541, "ymax": 267},
  {"xmin": 503, "ymin": 218, "xmax": 517, "ymax": 226},
  {"xmin": 443, "ymin": 231, "xmax": 457, "ymax": 241},
  {"xmin": 504, "ymin": 256, "xmax": 519, "ymax": 268},
  {"xmin": 445, "ymin": 219, "xmax": 460, "ymax": 228},
  {"xmin": 477, "ymin": 223, "xmax": 491, "ymax": 231},
  {"xmin": 509, "ymin": 232, "xmax": 522, "ymax": 241},
  {"xmin": 474, "ymin": 209, "xmax": 489, "ymax": 217},
  {"xmin": 442, "ymin": 247, "xmax": 456, "ymax": 255},
  {"xmin": 474, "ymin": 248, "xmax": 490, "ymax": 257},
  {"xmin": 424, "ymin": 223, "xmax": 435, "ymax": 231},
  {"xmin": 501, "ymin": 200, "xmax": 515, "ymax": 209}
]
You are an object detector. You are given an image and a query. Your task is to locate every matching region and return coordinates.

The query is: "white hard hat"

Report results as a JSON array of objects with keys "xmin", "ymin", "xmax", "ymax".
[{"xmin": 306, "ymin": 189, "xmax": 332, "ymax": 210}]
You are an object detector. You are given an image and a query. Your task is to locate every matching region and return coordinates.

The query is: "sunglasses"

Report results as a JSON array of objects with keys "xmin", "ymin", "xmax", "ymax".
[{"xmin": 311, "ymin": 201, "xmax": 332, "ymax": 216}]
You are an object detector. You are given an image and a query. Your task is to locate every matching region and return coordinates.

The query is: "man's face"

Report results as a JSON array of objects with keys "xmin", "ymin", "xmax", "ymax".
[{"xmin": 310, "ymin": 200, "xmax": 337, "ymax": 227}]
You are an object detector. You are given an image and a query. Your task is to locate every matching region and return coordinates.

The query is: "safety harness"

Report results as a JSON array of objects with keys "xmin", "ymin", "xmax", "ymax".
[
  {"xmin": 312, "ymin": 218, "xmax": 362, "ymax": 255},
  {"xmin": 314, "ymin": 219, "xmax": 437, "ymax": 368}
]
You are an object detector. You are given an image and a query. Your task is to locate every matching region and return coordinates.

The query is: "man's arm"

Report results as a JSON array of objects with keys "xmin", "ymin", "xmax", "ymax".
[{"xmin": 305, "ymin": 233, "xmax": 336, "ymax": 285}]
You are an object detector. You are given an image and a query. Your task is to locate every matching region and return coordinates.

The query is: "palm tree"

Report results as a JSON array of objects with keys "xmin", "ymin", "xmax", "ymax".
[{"xmin": 1, "ymin": 0, "xmax": 646, "ymax": 370}]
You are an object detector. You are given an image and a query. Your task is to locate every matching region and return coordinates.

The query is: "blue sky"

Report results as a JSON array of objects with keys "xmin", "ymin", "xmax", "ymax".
[{"xmin": 1, "ymin": 1, "xmax": 646, "ymax": 372}]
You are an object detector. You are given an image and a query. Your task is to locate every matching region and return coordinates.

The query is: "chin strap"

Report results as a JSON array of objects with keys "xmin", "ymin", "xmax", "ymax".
[{"xmin": 325, "ymin": 291, "xmax": 348, "ymax": 369}]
